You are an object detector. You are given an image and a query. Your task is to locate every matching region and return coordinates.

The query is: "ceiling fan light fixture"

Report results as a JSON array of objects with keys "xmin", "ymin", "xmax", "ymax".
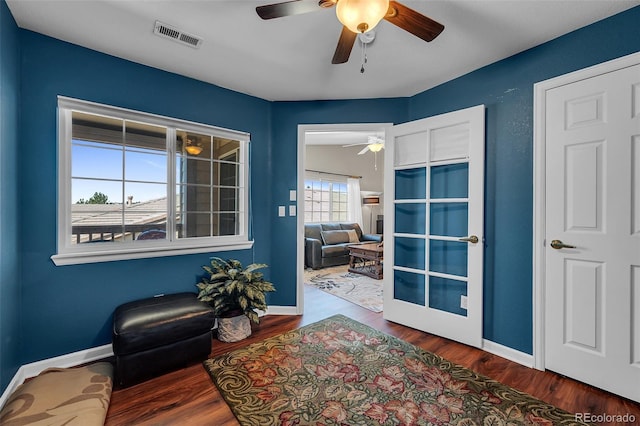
[
  {"xmin": 336, "ymin": 0, "xmax": 389, "ymax": 34},
  {"xmin": 368, "ymin": 142, "xmax": 384, "ymax": 152},
  {"xmin": 184, "ymin": 139, "xmax": 203, "ymax": 156}
]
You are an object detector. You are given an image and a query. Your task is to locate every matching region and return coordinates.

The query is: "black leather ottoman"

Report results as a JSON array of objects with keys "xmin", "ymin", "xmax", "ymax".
[{"xmin": 112, "ymin": 292, "xmax": 215, "ymax": 387}]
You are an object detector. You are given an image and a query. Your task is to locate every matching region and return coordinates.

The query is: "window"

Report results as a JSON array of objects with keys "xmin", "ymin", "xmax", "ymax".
[
  {"xmin": 303, "ymin": 178, "xmax": 348, "ymax": 222},
  {"xmin": 53, "ymin": 97, "xmax": 252, "ymax": 265}
]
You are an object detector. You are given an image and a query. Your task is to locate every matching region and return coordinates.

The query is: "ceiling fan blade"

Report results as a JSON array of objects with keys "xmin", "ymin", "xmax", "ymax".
[
  {"xmin": 256, "ymin": 0, "xmax": 323, "ymax": 20},
  {"xmin": 384, "ymin": 1, "xmax": 444, "ymax": 42},
  {"xmin": 357, "ymin": 146, "xmax": 370, "ymax": 155},
  {"xmin": 332, "ymin": 26, "xmax": 357, "ymax": 64},
  {"xmin": 342, "ymin": 142, "xmax": 369, "ymax": 147}
]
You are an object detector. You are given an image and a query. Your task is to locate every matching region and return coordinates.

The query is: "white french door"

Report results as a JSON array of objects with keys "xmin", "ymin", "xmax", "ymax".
[
  {"xmin": 383, "ymin": 105, "xmax": 485, "ymax": 348},
  {"xmin": 543, "ymin": 60, "xmax": 640, "ymax": 402}
]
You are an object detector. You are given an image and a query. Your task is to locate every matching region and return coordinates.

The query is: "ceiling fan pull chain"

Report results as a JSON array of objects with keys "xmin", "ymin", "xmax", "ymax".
[{"xmin": 360, "ymin": 39, "xmax": 368, "ymax": 74}]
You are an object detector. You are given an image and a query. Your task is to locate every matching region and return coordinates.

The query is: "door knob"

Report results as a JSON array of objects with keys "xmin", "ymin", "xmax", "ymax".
[
  {"xmin": 459, "ymin": 235, "xmax": 479, "ymax": 244},
  {"xmin": 550, "ymin": 239, "xmax": 576, "ymax": 249}
]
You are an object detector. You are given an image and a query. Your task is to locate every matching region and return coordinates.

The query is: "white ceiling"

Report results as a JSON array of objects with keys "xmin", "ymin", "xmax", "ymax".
[{"xmin": 7, "ymin": 1, "xmax": 639, "ymax": 102}]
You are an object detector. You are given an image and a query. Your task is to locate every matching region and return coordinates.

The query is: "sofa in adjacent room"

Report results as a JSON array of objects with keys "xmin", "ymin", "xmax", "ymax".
[{"xmin": 304, "ymin": 222, "xmax": 382, "ymax": 269}]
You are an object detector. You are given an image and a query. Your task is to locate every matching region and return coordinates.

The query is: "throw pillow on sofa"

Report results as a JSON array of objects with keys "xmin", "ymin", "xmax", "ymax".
[
  {"xmin": 321, "ymin": 230, "xmax": 351, "ymax": 245},
  {"xmin": 345, "ymin": 229, "xmax": 359, "ymax": 243}
]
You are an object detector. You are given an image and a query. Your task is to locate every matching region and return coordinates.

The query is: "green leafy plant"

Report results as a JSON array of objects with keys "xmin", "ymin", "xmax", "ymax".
[{"xmin": 196, "ymin": 257, "xmax": 276, "ymax": 324}]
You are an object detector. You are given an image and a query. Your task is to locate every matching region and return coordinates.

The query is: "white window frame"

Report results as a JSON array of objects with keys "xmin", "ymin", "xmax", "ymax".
[{"xmin": 52, "ymin": 96, "xmax": 253, "ymax": 266}]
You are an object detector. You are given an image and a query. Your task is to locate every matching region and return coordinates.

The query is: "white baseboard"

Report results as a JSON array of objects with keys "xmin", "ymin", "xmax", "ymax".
[
  {"xmin": 266, "ymin": 305, "xmax": 300, "ymax": 315},
  {"xmin": 0, "ymin": 343, "xmax": 113, "ymax": 410},
  {"xmin": 21, "ymin": 344, "xmax": 114, "ymax": 378},
  {"xmin": 482, "ymin": 339, "xmax": 534, "ymax": 368},
  {"xmin": 0, "ymin": 367, "xmax": 27, "ymax": 411}
]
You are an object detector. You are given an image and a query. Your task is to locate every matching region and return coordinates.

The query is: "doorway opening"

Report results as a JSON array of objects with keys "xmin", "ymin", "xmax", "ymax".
[{"xmin": 296, "ymin": 123, "xmax": 390, "ymax": 314}]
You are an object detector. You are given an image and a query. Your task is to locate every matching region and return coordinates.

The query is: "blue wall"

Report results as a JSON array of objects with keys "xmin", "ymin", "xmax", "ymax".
[
  {"xmin": 0, "ymin": 0, "xmax": 21, "ymax": 391},
  {"xmin": 408, "ymin": 6, "xmax": 640, "ymax": 353},
  {"xmin": 17, "ymin": 30, "xmax": 273, "ymax": 364}
]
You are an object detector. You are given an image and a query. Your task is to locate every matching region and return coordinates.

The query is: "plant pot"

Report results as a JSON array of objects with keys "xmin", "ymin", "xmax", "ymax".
[{"xmin": 217, "ymin": 314, "xmax": 251, "ymax": 342}]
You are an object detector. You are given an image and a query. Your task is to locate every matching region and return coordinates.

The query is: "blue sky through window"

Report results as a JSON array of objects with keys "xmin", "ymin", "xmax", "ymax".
[{"xmin": 72, "ymin": 139, "xmax": 168, "ymax": 204}]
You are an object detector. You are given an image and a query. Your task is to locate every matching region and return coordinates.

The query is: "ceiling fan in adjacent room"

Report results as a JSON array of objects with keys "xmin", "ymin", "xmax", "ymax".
[
  {"xmin": 343, "ymin": 135, "xmax": 385, "ymax": 170},
  {"xmin": 256, "ymin": 0, "xmax": 444, "ymax": 64},
  {"xmin": 343, "ymin": 135, "xmax": 385, "ymax": 155}
]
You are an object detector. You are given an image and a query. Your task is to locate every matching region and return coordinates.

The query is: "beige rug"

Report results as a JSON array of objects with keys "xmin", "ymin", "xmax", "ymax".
[{"xmin": 304, "ymin": 265, "xmax": 383, "ymax": 312}]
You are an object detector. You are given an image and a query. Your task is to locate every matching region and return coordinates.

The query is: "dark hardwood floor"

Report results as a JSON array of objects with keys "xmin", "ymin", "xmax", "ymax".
[{"xmin": 105, "ymin": 284, "xmax": 640, "ymax": 425}]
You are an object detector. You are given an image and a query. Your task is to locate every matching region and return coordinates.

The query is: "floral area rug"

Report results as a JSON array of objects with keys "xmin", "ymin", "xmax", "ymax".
[
  {"xmin": 204, "ymin": 315, "xmax": 589, "ymax": 426},
  {"xmin": 304, "ymin": 265, "xmax": 383, "ymax": 312}
]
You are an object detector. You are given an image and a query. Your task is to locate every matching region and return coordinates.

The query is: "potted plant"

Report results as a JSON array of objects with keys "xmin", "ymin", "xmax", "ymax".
[{"xmin": 196, "ymin": 257, "xmax": 275, "ymax": 342}]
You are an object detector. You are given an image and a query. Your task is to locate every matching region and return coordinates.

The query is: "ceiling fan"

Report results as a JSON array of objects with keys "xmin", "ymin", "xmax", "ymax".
[
  {"xmin": 343, "ymin": 135, "xmax": 385, "ymax": 155},
  {"xmin": 343, "ymin": 135, "xmax": 385, "ymax": 169},
  {"xmin": 256, "ymin": 0, "xmax": 444, "ymax": 64}
]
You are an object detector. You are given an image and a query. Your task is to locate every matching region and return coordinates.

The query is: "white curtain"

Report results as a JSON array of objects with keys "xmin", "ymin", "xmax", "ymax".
[{"xmin": 347, "ymin": 178, "xmax": 363, "ymax": 228}]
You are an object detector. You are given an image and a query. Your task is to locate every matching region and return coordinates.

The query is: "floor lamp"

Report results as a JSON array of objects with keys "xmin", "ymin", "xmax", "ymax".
[{"xmin": 362, "ymin": 196, "xmax": 380, "ymax": 234}]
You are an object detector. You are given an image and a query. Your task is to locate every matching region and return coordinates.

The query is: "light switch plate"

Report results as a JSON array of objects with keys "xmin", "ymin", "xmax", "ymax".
[
  {"xmin": 278, "ymin": 206, "xmax": 286, "ymax": 217},
  {"xmin": 289, "ymin": 190, "xmax": 297, "ymax": 201},
  {"xmin": 289, "ymin": 205, "xmax": 296, "ymax": 216}
]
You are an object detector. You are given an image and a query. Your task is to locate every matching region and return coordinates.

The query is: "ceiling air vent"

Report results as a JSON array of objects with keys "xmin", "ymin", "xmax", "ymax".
[{"xmin": 153, "ymin": 21, "xmax": 203, "ymax": 49}]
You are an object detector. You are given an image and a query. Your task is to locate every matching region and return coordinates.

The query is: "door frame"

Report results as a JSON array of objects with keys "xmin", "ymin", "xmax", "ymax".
[
  {"xmin": 296, "ymin": 123, "xmax": 392, "ymax": 314},
  {"xmin": 532, "ymin": 50, "xmax": 640, "ymax": 371}
]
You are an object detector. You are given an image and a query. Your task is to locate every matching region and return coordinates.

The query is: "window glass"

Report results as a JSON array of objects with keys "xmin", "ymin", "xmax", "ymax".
[
  {"xmin": 70, "ymin": 113, "xmax": 169, "ymax": 244},
  {"xmin": 175, "ymin": 133, "xmax": 241, "ymax": 239},
  {"xmin": 304, "ymin": 178, "xmax": 349, "ymax": 223},
  {"xmin": 56, "ymin": 98, "xmax": 250, "ymax": 265}
]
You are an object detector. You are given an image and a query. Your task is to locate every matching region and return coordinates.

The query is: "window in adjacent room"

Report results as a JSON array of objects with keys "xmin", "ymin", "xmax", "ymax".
[
  {"xmin": 53, "ymin": 97, "xmax": 252, "ymax": 265},
  {"xmin": 303, "ymin": 178, "xmax": 348, "ymax": 223}
]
